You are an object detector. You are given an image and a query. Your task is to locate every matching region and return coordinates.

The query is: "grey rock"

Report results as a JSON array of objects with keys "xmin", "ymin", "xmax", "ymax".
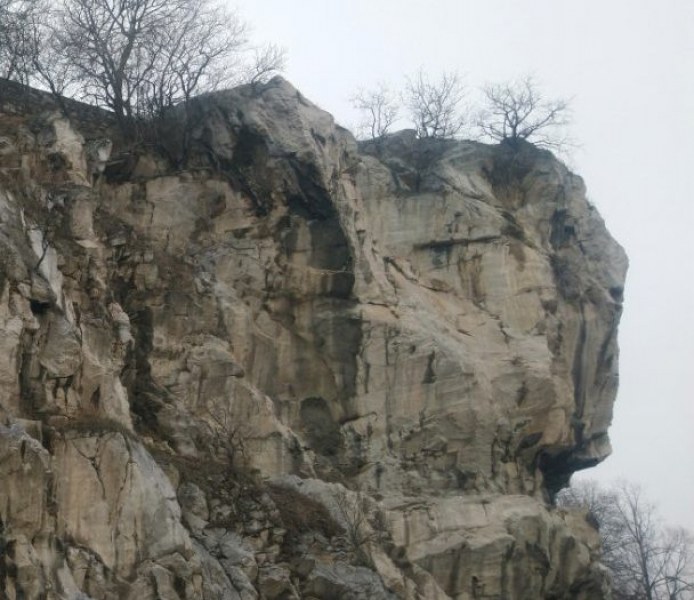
[{"xmin": 0, "ymin": 77, "xmax": 626, "ymax": 599}]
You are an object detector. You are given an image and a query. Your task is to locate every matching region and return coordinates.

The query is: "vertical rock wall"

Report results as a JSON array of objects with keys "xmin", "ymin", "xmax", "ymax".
[{"xmin": 0, "ymin": 77, "xmax": 626, "ymax": 599}]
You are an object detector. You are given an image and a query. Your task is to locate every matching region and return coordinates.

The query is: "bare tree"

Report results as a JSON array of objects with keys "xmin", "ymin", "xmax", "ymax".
[
  {"xmin": 135, "ymin": 0, "xmax": 248, "ymax": 116},
  {"xmin": 206, "ymin": 404, "xmax": 250, "ymax": 468},
  {"xmin": 333, "ymin": 488, "xmax": 390, "ymax": 569},
  {"xmin": 42, "ymin": 0, "xmax": 247, "ymax": 129},
  {"xmin": 351, "ymin": 82, "xmax": 399, "ymax": 140},
  {"xmin": 404, "ymin": 69, "xmax": 466, "ymax": 139},
  {"xmin": 476, "ymin": 76, "xmax": 571, "ymax": 149},
  {"xmin": 30, "ymin": 10, "xmax": 77, "ymax": 106},
  {"xmin": 0, "ymin": 0, "xmax": 43, "ymax": 83},
  {"xmin": 240, "ymin": 43, "xmax": 287, "ymax": 88},
  {"xmin": 558, "ymin": 480, "xmax": 694, "ymax": 600}
]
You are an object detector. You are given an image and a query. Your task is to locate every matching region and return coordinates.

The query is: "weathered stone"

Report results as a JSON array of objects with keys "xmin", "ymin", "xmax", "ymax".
[
  {"xmin": 0, "ymin": 77, "xmax": 626, "ymax": 599},
  {"xmin": 303, "ymin": 562, "xmax": 399, "ymax": 599},
  {"xmin": 179, "ymin": 481, "xmax": 210, "ymax": 526},
  {"xmin": 257, "ymin": 564, "xmax": 295, "ymax": 599},
  {"xmin": 38, "ymin": 313, "xmax": 82, "ymax": 377}
]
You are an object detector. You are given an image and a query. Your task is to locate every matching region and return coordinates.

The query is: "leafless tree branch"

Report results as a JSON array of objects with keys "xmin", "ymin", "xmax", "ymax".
[
  {"xmin": 559, "ymin": 480, "xmax": 694, "ymax": 600},
  {"xmin": 37, "ymin": 0, "xmax": 248, "ymax": 131},
  {"xmin": 476, "ymin": 76, "xmax": 571, "ymax": 151},
  {"xmin": 351, "ymin": 82, "xmax": 399, "ymax": 140},
  {"xmin": 0, "ymin": 0, "xmax": 44, "ymax": 84},
  {"xmin": 239, "ymin": 43, "xmax": 286, "ymax": 88},
  {"xmin": 404, "ymin": 69, "xmax": 466, "ymax": 139}
]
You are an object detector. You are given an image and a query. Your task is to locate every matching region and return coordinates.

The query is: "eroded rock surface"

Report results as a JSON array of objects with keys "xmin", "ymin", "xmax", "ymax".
[{"xmin": 0, "ymin": 76, "xmax": 626, "ymax": 599}]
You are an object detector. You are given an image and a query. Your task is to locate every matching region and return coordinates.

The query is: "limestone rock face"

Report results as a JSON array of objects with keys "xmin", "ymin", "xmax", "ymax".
[{"xmin": 0, "ymin": 77, "xmax": 625, "ymax": 599}]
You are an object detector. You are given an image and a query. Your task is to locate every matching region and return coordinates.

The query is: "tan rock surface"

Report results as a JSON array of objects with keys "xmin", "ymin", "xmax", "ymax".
[{"xmin": 0, "ymin": 77, "xmax": 625, "ymax": 599}]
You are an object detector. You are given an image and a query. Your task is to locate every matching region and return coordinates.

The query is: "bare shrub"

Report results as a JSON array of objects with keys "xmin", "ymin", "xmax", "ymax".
[
  {"xmin": 404, "ymin": 69, "xmax": 466, "ymax": 139},
  {"xmin": 559, "ymin": 480, "xmax": 694, "ymax": 600},
  {"xmin": 351, "ymin": 83, "xmax": 399, "ymax": 140},
  {"xmin": 476, "ymin": 76, "xmax": 571, "ymax": 151}
]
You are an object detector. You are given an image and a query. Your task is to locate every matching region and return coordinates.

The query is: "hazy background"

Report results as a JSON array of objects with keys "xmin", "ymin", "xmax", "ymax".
[{"xmin": 236, "ymin": 0, "xmax": 694, "ymax": 529}]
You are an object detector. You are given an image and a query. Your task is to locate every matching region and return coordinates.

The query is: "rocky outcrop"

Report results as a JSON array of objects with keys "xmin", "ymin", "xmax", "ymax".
[{"xmin": 0, "ymin": 77, "xmax": 626, "ymax": 599}]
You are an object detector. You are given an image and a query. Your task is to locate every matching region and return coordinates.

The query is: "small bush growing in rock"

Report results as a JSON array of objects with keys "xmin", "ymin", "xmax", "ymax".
[{"xmin": 267, "ymin": 484, "xmax": 343, "ymax": 543}]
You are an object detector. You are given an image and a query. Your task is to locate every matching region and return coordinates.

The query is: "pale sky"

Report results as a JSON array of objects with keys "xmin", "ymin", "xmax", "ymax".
[{"xmin": 235, "ymin": 0, "xmax": 694, "ymax": 530}]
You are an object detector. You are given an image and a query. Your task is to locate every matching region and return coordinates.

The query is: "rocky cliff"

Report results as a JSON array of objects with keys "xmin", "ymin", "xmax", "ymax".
[{"xmin": 0, "ymin": 77, "xmax": 627, "ymax": 599}]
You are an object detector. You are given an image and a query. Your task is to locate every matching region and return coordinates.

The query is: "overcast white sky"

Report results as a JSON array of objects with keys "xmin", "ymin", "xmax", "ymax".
[{"xmin": 236, "ymin": 0, "xmax": 694, "ymax": 530}]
